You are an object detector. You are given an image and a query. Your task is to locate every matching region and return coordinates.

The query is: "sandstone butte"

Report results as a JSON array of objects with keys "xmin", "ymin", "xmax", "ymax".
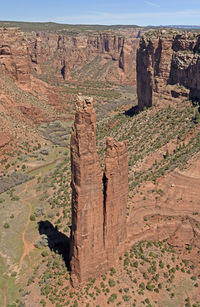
[
  {"xmin": 137, "ymin": 30, "xmax": 200, "ymax": 110},
  {"xmin": 70, "ymin": 96, "xmax": 128, "ymax": 286}
]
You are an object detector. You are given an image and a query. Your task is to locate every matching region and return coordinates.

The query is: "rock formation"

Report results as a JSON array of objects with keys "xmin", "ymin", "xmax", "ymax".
[
  {"xmin": 70, "ymin": 96, "xmax": 128, "ymax": 285},
  {"xmin": 103, "ymin": 137, "xmax": 128, "ymax": 266},
  {"xmin": 137, "ymin": 30, "xmax": 200, "ymax": 110},
  {"xmin": 0, "ymin": 27, "xmax": 31, "ymax": 86},
  {"xmin": 0, "ymin": 132, "xmax": 11, "ymax": 148},
  {"xmin": 28, "ymin": 31, "xmax": 139, "ymax": 84},
  {"xmin": 70, "ymin": 96, "xmax": 106, "ymax": 286}
]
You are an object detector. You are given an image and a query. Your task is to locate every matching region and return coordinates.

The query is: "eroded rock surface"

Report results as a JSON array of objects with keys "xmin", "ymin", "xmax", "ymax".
[
  {"xmin": 70, "ymin": 96, "xmax": 106, "ymax": 285},
  {"xmin": 137, "ymin": 31, "xmax": 200, "ymax": 110},
  {"xmin": 70, "ymin": 97, "xmax": 129, "ymax": 285},
  {"xmin": 0, "ymin": 27, "xmax": 31, "ymax": 86},
  {"xmin": 103, "ymin": 137, "xmax": 128, "ymax": 266},
  {"xmin": 29, "ymin": 31, "xmax": 139, "ymax": 84}
]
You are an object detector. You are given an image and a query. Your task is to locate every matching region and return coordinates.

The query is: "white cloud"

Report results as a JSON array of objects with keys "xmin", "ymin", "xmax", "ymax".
[{"xmin": 144, "ymin": 1, "xmax": 160, "ymax": 8}]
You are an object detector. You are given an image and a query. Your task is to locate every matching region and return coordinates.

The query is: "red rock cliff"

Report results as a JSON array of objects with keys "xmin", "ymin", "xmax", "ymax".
[
  {"xmin": 137, "ymin": 30, "xmax": 200, "ymax": 110},
  {"xmin": 70, "ymin": 96, "xmax": 129, "ymax": 285},
  {"xmin": 29, "ymin": 31, "xmax": 139, "ymax": 84},
  {"xmin": 103, "ymin": 137, "xmax": 128, "ymax": 266},
  {"xmin": 70, "ymin": 96, "xmax": 106, "ymax": 285},
  {"xmin": 0, "ymin": 27, "xmax": 31, "ymax": 86}
]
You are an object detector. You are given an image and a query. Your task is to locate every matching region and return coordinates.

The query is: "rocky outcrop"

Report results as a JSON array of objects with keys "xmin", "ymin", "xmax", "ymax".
[
  {"xmin": 70, "ymin": 96, "xmax": 129, "ymax": 285},
  {"xmin": 0, "ymin": 132, "xmax": 11, "ymax": 148},
  {"xmin": 0, "ymin": 28, "xmax": 31, "ymax": 86},
  {"xmin": 70, "ymin": 96, "xmax": 106, "ymax": 285},
  {"xmin": 137, "ymin": 31, "xmax": 200, "ymax": 110},
  {"xmin": 103, "ymin": 137, "xmax": 128, "ymax": 266},
  {"xmin": 29, "ymin": 31, "xmax": 139, "ymax": 84}
]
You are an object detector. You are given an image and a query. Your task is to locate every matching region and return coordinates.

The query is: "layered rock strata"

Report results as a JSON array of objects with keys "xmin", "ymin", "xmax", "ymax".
[
  {"xmin": 0, "ymin": 27, "xmax": 31, "ymax": 85},
  {"xmin": 103, "ymin": 137, "xmax": 128, "ymax": 266},
  {"xmin": 70, "ymin": 96, "xmax": 128, "ymax": 285},
  {"xmin": 29, "ymin": 31, "xmax": 139, "ymax": 84},
  {"xmin": 137, "ymin": 31, "xmax": 200, "ymax": 110},
  {"xmin": 70, "ymin": 96, "xmax": 106, "ymax": 286}
]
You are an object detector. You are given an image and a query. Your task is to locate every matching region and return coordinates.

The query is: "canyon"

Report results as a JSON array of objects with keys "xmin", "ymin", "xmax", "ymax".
[
  {"xmin": 0, "ymin": 25, "xmax": 140, "ymax": 161},
  {"xmin": 28, "ymin": 30, "xmax": 139, "ymax": 84},
  {"xmin": 0, "ymin": 23, "xmax": 200, "ymax": 306}
]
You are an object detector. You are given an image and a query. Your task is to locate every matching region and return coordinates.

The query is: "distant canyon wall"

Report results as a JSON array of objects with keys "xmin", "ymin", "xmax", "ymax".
[
  {"xmin": 137, "ymin": 30, "xmax": 200, "ymax": 110},
  {"xmin": 28, "ymin": 31, "xmax": 140, "ymax": 84},
  {"xmin": 0, "ymin": 27, "xmax": 140, "ymax": 86}
]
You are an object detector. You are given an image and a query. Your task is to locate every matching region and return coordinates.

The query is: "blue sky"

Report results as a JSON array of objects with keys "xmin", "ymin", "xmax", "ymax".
[{"xmin": 0, "ymin": 0, "xmax": 200, "ymax": 26}]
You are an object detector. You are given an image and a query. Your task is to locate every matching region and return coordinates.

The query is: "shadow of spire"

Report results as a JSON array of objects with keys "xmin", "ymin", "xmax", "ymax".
[{"xmin": 38, "ymin": 220, "xmax": 71, "ymax": 270}]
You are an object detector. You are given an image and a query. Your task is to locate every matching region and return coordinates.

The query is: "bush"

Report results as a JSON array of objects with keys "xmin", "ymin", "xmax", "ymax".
[
  {"xmin": 41, "ymin": 250, "xmax": 49, "ymax": 257},
  {"xmin": 146, "ymin": 282, "xmax": 154, "ymax": 291},
  {"xmin": 11, "ymin": 195, "xmax": 20, "ymax": 201},
  {"xmin": 124, "ymin": 258, "xmax": 130, "ymax": 266},
  {"xmin": 110, "ymin": 267, "xmax": 116, "ymax": 275},
  {"xmin": 30, "ymin": 214, "xmax": 36, "ymax": 221},
  {"xmin": 107, "ymin": 293, "xmax": 117, "ymax": 304},
  {"xmin": 122, "ymin": 295, "xmax": 131, "ymax": 302},
  {"xmin": 108, "ymin": 279, "xmax": 116, "ymax": 287},
  {"xmin": 3, "ymin": 222, "xmax": 10, "ymax": 229}
]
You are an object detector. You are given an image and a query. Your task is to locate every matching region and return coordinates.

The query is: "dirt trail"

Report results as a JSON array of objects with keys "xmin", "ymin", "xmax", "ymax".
[
  {"xmin": 18, "ymin": 182, "xmax": 36, "ymax": 268},
  {"xmin": 19, "ymin": 199, "xmax": 34, "ymax": 267},
  {"xmin": 3, "ymin": 278, "xmax": 7, "ymax": 307}
]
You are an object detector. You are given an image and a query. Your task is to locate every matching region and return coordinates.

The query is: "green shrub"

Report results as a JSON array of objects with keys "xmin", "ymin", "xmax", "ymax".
[
  {"xmin": 108, "ymin": 279, "xmax": 116, "ymax": 287},
  {"xmin": 122, "ymin": 295, "xmax": 131, "ymax": 302},
  {"xmin": 124, "ymin": 258, "xmax": 130, "ymax": 266},
  {"xmin": 3, "ymin": 222, "xmax": 10, "ymax": 229},
  {"xmin": 107, "ymin": 293, "xmax": 117, "ymax": 304},
  {"xmin": 146, "ymin": 282, "xmax": 154, "ymax": 291},
  {"xmin": 41, "ymin": 250, "xmax": 49, "ymax": 257},
  {"xmin": 30, "ymin": 214, "xmax": 36, "ymax": 221}
]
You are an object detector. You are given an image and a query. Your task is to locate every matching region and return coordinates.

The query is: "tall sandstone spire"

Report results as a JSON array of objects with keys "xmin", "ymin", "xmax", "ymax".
[
  {"xmin": 70, "ymin": 96, "xmax": 128, "ymax": 285},
  {"xmin": 70, "ymin": 96, "xmax": 106, "ymax": 286},
  {"xmin": 103, "ymin": 137, "xmax": 128, "ymax": 266}
]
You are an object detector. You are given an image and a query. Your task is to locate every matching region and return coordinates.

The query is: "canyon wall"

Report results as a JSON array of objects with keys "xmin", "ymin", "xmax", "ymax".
[
  {"xmin": 0, "ymin": 27, "xmax": 139, "ymax": 87},
  {"xmin": 137, "ymin": 30, "xmax": 200, "ymax": 110},
  {"xmin": 0, "ymin": 28, "xmax": 31, "ymax": 86},
  {"xmin": 70, "ymin": 96, "xmax": 128, "ymax": 285},
  {"xmin": 28, "ymin": 31, "xmax": 139, "ymax": 84}
]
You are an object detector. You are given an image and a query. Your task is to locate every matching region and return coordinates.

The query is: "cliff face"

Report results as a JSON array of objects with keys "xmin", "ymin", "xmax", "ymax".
[
  {"xmin": 29, "ymin": 31, "xmax": 139, "ymax": 84},
  {"xmin": 70, "ymin": 96, "xmax": 128, "ymax": 285},
  {"xmin": 70, "ymin": 96, "xmax": 105, "ymax": 286},
  {"xmin": 0, "ymin": 28, "xmax": 31, "ymax": 86},
  {"xmin": 103, "ymin": 137, "xmax": 128, "ymax": 266},
  {"xmin": 137, "ymin": 31, "xmax": 200, "ymax": 110}
]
